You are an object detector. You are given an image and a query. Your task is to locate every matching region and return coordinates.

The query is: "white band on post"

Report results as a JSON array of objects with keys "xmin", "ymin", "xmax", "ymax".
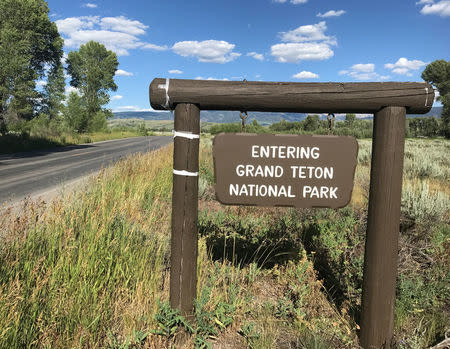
[
  {"xmin": 173, "ymin": 169, "xmax": 198, "ymax": 177},
  {"xmin": 158, "ymin": 78, "xmax": 170, "ymax": 109},
  {"xmin": 173, "ymin": 130, "xmax": 200, "ymax": 139}
]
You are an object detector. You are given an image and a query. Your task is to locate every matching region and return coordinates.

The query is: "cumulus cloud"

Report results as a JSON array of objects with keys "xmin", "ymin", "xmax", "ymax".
[
  {"xmin": 247, "ymin": 52, "xmax": 264, "ymax": 61},
  {"xmin": 116, "ymin": 69, "xmax": 133, "ymax": 76},
  {"xmin": 350, "ymin": 63, "xmax": 375, "ymax": 73},
  {"xmin": 292, "ymin": 71, "xmax": 319, "ymax": 79},
  {"xmin": 317, "ymin": 10, "xmax": 346, "ymax": 18},
  {"xmin": 100, "ymin": 16, "xmax": 147, "ymax": 36},
  {"xmin": 384, "ymin": 57, "xmax": 427, "ymax": 76},
  {"xmin": 83, "ymin": 3, "xmax": 97, "ymax": 8},
  {"xmin": 419, "ymin": 0, "xmax": 450, "ymax": 17},
  {"xmin": 279, "ymin": 22, "xmax": 336, "ymax": 44},
  {"xmin": 271, "ymin": 42, "xmax": 333, "ymax": 63},
  {"xmin": 272, "ymin": 22, "xmax": 336, "ymax": 63},
  {"xmin": 172, "ymin": 40, "xmax": 241, "ymax": 63},
  {"xmin": 111, "ymin": 95, "xmax": 123, "ymax": 101},
  {"xmin": 55, "ymin": 16, "xmax": 168, "ymax": 56},
  {"xmin": 339, "ymin": 63, "xmax": 389, "ymax": 81},
  {"xmin": 169, "ymin": 69, "xmax": 183, "ymax": 74}
]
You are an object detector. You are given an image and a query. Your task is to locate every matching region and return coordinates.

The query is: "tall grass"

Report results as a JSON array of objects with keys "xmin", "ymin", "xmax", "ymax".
[{"xmin": 0, "ymin": 146, "xmax": 173, "ymax": 347}]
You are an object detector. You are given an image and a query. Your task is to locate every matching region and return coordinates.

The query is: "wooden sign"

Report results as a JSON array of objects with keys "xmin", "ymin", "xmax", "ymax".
[
  {"xmin": 151, "ymin": 77, "xmax": 431, "ymax": 347},
  {"xmin": 213, "ymin": 133, "xmax": 358, "ymax": 208}
]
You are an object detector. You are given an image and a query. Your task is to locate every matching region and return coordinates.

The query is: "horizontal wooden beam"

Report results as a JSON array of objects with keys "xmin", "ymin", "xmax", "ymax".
[{"xmin": 149, "ymin": 78, "xmax": 433, "ymax": 114}]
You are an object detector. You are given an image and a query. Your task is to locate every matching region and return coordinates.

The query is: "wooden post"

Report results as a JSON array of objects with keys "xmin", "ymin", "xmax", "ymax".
[
  {"xmin": 171, "ymin": 103, "xmax": 200, "ymax": 319},
  {"xmin": 360, "ymin": 106, "xmax": 406, "ymax": 348}
]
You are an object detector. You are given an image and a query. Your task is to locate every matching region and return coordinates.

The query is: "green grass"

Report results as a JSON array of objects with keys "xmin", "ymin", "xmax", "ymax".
[
  {"xmin": 0, "ymin": 129, "xmax": 151, "ymax": 154},
  {"xmin": 0, "ymin": 138, "xmax": 448, "ymax": 348}
]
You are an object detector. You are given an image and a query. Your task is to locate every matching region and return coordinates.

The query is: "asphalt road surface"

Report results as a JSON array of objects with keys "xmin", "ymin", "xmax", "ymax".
[{"xmin": 0, "ymin": 136, "xmax": 172, "ymax": 205}]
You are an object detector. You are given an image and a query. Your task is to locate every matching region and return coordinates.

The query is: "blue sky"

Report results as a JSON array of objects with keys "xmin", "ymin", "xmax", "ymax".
[{"xmin": 47, "ymin": 0, "xmax": 449, "ymax": 112}]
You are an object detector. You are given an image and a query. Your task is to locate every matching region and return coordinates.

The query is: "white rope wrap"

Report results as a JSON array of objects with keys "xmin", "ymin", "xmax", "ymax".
[
  {"xmin": 424, "ymin": 87, "xmax": 429, "ymax": 107},
  {"xmin": 173, "ymin": 130, "xmax": 200, "ymax": 139},
  {"xmin": 173, "ymin": 169, "xmax": 198, "ymax": 177},
  {"xmin": 158, "ymin": 78, "xmax": 170, "ymax": 109}
]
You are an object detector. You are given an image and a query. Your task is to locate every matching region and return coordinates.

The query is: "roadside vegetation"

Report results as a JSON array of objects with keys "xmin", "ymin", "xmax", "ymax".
[
  {"xmin": 1, "ymin": 136, "xmax": 448, "ymax": 348},
  {"xmin": 0, "ymin": 121, "xmax": 153, "ymax": 154},
  {"xmin": 0, "ymin": 0, "xmax": 132, "ymax": 155}
]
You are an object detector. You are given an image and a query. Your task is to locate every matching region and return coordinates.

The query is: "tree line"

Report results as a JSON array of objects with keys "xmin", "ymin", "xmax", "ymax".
[
  {"xmin": 209, "ymin": 113, "xmax": 444, "ymax": 139},
  {"xmin": 0, "ymin": 0, "xmax": 118, "ymax": 137}
]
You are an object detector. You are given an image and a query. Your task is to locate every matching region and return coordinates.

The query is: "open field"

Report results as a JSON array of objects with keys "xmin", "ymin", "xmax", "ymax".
[{"xmin": 0, "ymin": 138, "xmax": 448, "ymax": 348}]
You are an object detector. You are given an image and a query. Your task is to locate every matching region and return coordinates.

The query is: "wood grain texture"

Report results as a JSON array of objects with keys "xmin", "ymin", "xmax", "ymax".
[
  {"xmin": 360, "ymin": 106, "xmax": 406, "ymax": 348},
  {"xmin": 149, "ymin": 78, "xmax": 434, "ymax": 114},
  {"xmin": 170, "ymin": 103, "xmax": 200, "ymax": 319}
]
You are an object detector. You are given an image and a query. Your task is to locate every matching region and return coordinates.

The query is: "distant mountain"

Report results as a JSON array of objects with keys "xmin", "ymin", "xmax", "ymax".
[
  {"xmin": 113, "ymin": 111, "xmax": 172, "ymax": 120},
  {"xmin": 113, "ymin": 107, "xmax": 442, "ymax": 124},
  {"xmin": 406, "ymin": 106, "xmax": 442, "ymax": 118},
  {"xmin": 113, "ymin": 110, "xmax": 308, "ymax": 125}
]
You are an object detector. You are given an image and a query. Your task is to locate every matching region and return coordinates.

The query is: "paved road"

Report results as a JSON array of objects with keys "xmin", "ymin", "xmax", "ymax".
[{"xmin": 0, "ymin": 136, "xmax": 172, "ymax": 205}]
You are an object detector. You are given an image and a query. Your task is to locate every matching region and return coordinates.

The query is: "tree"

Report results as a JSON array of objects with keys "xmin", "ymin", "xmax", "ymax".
[
  {"xmin": 303, "ymin": 114, "xmax": 320, "ymax": 131},
  {"xmin": 421, "ymin": 60, "xmax": 450, "ymax": 138},
  {"xmin": 345, "ymin": 113, "xmax": 356, "ymax": 127},
  {"xmin": 0, "ymin": 0, "xmax": 63, "ymax": 133},
  {"xmin": 63, "ymin": 92, "xmax": 87, "ymax": 132},
  {"xmin": 66, "ymin": 41, "xmax": 118, "ymax": 132},
  {"xmin": 42, "ymin": 64, "xmax": 66, "ymax": 120}
]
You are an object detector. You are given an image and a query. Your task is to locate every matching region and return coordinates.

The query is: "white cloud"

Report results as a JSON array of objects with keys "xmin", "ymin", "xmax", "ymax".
[
  {"xmin": 293, "ymin": 71, "xmax": 319, "ymax": 79},
  {"xmin": 55, "ymin": 16, "xmax": 167, "ymax": 56},
  {"xmin": 172, "ymin": 40, "xmax": 241, "ymax": 63},
  {"xmin": 83, "ymin": 3, "xmax": 97, "ymax": 8},
  {"xmin": 100, "ymin": 16, "xmax": 147, "ymax": 36},
  {"xmin": 111, "ymin": 95, "xmax": 123, "ymax": 101},
  {"xmin": 169, "ymin": 69, "xmax": 183, "ymax": 74},
  {"xmin": 141, "ymin": 43, "xmax": 168, "ymax": 51},
  {"xmin": 317, "ymin": 10, "xmax": 346, "ymax": 18},
  {"xmin": 351, "ymin": 63, "xmax": 375, "ymax": 73},
  {"xmin": 271, "ymin": 42, "xmax": 334, "ymax": 63},
  {"xmin": 339, "ymin": 63, "xmax": 389, "ymax": 81},
  {"xmin": 116, "ymin": 69, "xmax": 133, "ymax": 76},
  {"xmin": 247, "ymin": 52, "xmax": 264, "ymax": 61},
  {"xmin": 419, "ymin": 1, "xmax": 450, "ymax": 17},
  {"xmin": 273, "ymin": 22, "xmax": 336, "ymax": 63},
  {"xmin": 36, "ymin": 80, "xmax": 47, "ymax": 87},
  {"xmin": 279, "ymin": 22, "xmax": 336, "ymax": 44},
  {"xmin": 384, "ymin": 57, "xmax": 427, "ymax": 76},
  {"xmin": 56, "ymin": 16, "xmax": 98, "ymax": 34},
  {"xmin": 416, "ymin": 0, "xmax": 434, "ymax": 4}
]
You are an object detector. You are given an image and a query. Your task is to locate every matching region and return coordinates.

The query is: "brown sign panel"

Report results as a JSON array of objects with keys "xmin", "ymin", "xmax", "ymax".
[{"xmin": 213, "ymin": 133, "xmax": 358, "ymax": 208}]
